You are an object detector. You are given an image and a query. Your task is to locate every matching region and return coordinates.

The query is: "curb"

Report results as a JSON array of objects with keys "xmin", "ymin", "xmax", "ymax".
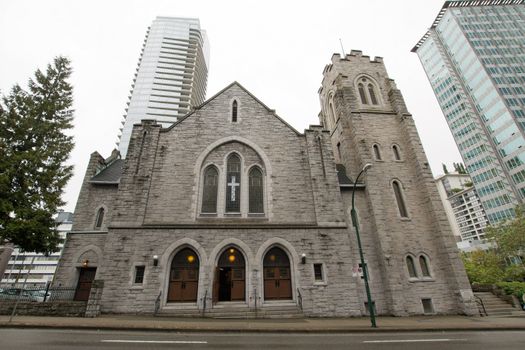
[{"xmin": 2, "ymin": 323, "xmax": 525, "ymax": 333}]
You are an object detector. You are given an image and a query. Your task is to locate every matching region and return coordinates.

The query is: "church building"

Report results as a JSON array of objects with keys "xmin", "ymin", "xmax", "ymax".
[{"xmin": 54, "ymin": 51, "xmax": 477, "ymax": 317}]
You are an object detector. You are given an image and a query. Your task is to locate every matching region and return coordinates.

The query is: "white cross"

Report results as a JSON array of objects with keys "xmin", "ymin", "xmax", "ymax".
[{"xmin": 227, "ymin": 176, "xmax": 240, "ymax": 201}]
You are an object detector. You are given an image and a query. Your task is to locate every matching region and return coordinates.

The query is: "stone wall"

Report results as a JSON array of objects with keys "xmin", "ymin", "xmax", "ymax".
[{"xmin": 0, "ymin": 301, "xmax": 86, "ymax": 317}]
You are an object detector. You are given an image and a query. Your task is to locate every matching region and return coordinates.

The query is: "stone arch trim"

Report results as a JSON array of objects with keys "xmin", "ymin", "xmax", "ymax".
[
  {"xmin": 192, "ymin": 136, "xmax": 273, "ymax": 220},
  {"xmin": 354, "ymin": 73, "xmax": 383, "ymax": 106},
  {"xmin": 255, "ymin": 237, "xmax": 300, "ymax": 304},
  {"xmin": 159, "ymin": 238, "xmax": 208, "ymax": 309},
  {"xmin": 72, "ymin": 244, "xmax": 103, "ymax": 267},
  {"xmin": 208, "ymin": 238, "xmax": 254, "ymax": 266}
]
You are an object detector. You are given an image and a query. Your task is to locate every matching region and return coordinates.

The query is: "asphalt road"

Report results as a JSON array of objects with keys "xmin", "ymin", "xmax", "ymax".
[{"xmin": 1, "ymin": 329, "xmax": 525, "ymax": 349}]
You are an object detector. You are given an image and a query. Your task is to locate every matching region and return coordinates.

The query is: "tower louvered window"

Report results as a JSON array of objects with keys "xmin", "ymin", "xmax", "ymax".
[
  {"xmin": 368, "ymin": 84, "xmax": 378, "ymax": 105},
  {"xmin": 202, "ymin": 166, "xmax": 218, "ymax": 213},
  {"xmin": 406, "ymin": 256, "xmax": 417, "ymax": 278},
  {"xmin": 249, "ymin": 167, "xmax": 264, "ymax": 213},
  {"xmin": 358, "ymin": 83, "xmax": 368, "ymax": 104},
  {"xmin": 226, "ymin": 154, "xmax": 241, "ymax": 212}
]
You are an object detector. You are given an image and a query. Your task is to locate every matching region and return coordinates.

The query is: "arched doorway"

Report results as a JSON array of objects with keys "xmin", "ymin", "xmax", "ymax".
[
  {"xmin": 167, "ymin": 248, "xmax": 199, "ymax": 302},
  {"xmin": 213, "ymin": 247, "xmax": 245, "ymax": 302},
  {"xmin": 264, "ymin": 247, "xmax": 292, "ymax": 300}
]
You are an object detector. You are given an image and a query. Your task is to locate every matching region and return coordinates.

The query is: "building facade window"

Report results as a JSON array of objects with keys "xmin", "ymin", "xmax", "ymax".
[
  {"xmin": 313, "ymin": 263, "xmax": 324, "ymax": 282},
  {"xmin": 373, "ymin": 144, "xmax": 382, "ymax": 160},
  {"xmin": 201, "ymin": 166, "xmax": 219, "ymax": 213},
  {"xmin": 248, "ymin": 167, "xmax": 264, "ymax": 213},
  {"xmin": 392, "ymin": 180, "xmax": 409, "ymax": 218},
  {"xmin": 134, "ymin": 266, "xmax": 145, "ymax": 284},
  {"xmin": 392, "ymin": 144, "xmax": 401, "ymax": 160},
  {"xmin": 358, "ymin": 83, "xmax": 368, "ymax": 104},
  {"xmin": 419, "ymin": 255, "xmax": 431, "ymax": 277},
  {"xmin": 406, "ymin": 256, "xmax": 417, "ymax": 278},
  {"xmin": 368, "ymin": 84, "xmax": 378, "ymax": 105},
  {"xmin": 226, "ymin": 154, "xmax": 241, "ymax": 212},
  {"xmin": 94, "ymin": 207, "xmax": 105, "ymax": 229},
  {"xmin": 356, "ymin": 76, "xmax": 381, "ymax": 107},
  {"xmin": 232, "ymin": 100, "xmax": 238, "ymax": 122}
]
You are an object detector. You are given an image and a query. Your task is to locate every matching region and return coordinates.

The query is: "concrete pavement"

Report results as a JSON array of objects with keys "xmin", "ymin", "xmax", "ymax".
[{"xmin": 1, "ymin": 314, "xmax": 525, "ymax": 333}]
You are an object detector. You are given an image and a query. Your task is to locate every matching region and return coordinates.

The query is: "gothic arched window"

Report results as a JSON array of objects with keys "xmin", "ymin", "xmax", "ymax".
[
  {"xmin": 406, "ymin": 256, "xmax": 417, "ymax": 278},
  {"xmin": 373, "ymin": 144, "xmax": 382, "ymax": 160},
  {"xmin": 358, "ymin": 83, "xmax": 368, "ymax": 104},
  {"xmin": 392, "ymin": 144, "xmax": 401, "ymax": 161},
  {"xmin": 232, "ymin": 100, "xmax": 238, "ymax": 122},
  {"xmin": 419, "ymin": 255, "xmax": 431, "ymax": 277},
  {"xmin": 201, "ymin": 166, "xmax": 219, "ymax": 213},
  {"xmin": 226, "ymin": 154, "xmax": 241, "ymax": 212},
  {"xmin": 249, "ymin": 167, "xmax": 264, "ymax": 213},
  {"xmin": 392, "ymin": 180, "xmax": 409, "ymax": 218},
  {"xmin": 94, "ymin": 207, "xmax": 105, "ymax": 229},
  {"xmin": 368, "ymin": 84, "xmax": 378, "ymax": 105}
]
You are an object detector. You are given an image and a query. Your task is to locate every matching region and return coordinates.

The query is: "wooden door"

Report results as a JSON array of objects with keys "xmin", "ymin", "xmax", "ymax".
[
  {"xmin": 278, "ymin": 267, "xmax": 292, "ymax": 299},
  {"xmin": 230, "ymin": 268, "xmax": 245, "ymax": 301},
  {"xmin": 74, "ymin": 267, "xmax": 96, "ymax": 301},
  {"xmin": 182, "ymin": 268, "xmax": 199, "ymax": 301},
  {"xmin": 168, "ymin": 267, "xmax": 199, "ymax": 302},
  {"xmin": 264, "ymin": 267, "xmax": 292, "ymax": 300},
  {"xmin": 264, "ymin": 267, "xmax": 279, "ymax": 300}
]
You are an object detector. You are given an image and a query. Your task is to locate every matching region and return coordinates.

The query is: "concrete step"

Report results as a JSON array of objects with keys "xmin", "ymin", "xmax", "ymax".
[
  {"xmin": 474, "ymin": 292, "xmax": 523, "ymax": 317},
  {"xmin": 157, "ymin": 304, "xmax": 304, "ymax": 319}
]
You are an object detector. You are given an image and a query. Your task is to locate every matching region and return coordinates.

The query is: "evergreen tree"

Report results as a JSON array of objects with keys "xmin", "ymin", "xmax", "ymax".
[{"xmin": 0, "ymin": 57, "xmax": 74, "ymax": 254}]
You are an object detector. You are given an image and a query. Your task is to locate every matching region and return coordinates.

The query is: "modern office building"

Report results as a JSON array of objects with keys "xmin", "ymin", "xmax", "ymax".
[
  {"xmin": 435, "ymin": 172, "xmax": 489, "ymax": 250},
  {"xmin": 118, "ymin": 17, "xmax": 210, "ymax": 157},
  {"xmin": 412, "ymin": 0, "xmax": 525, "ymax": 224},
  {"xmin": 0, "ymin": 211, "xmax": 73, "ymax": 287}
]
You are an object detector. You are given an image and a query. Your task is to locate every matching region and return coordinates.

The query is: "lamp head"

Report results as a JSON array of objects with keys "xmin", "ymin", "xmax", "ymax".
[{"xmin": 363, "ymin": 163, "xmax": 372, "ymax": 172}]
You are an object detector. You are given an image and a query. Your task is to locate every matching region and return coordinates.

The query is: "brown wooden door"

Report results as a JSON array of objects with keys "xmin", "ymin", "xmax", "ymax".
[
  {"xmin": 74, "ymin": 267, "xmax": 96, "ymax": 301},
  {"xmin": 168, "ymin": 267, "xmax": 198, "ymax": 302},
  {"xmin": 230, "ymin": 268, "xmax": 245, "ymax": 301},
  {"xmin": 264, "ymin": 267, "xmax": 292, "ymax": 300}
]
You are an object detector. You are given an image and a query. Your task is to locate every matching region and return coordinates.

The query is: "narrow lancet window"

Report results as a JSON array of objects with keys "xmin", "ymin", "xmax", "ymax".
[
  {"xmin": 420, "ymin": 256, "xmax": 431, "ymax": 277},
  {"xmin": 95, "ymin": 208, "xmax": 105, "ymax": 229},
  {"xmin": 249, "ymin": 167, "xmax": 264, "ymax": 213},
  {"xmin": 226, "ymin": 154, "xmax": 241, "ymax": 212},
  {"xmin": 358, "ymin": 83, "xmax": 368, "ymax": 104},
  {"xmin": 232, "ymin": 100, "xmax": 238, "ymax": 122},
  {"xmin": 406, "ymin": 256, "xmax": 417, "ymax": 278},
  {"xmin": 202, "ymin": 166, "xmax": 218, "ymax": 213},
  {"xmin": 392, "ymin": 145, "xmax": 401, "ymax": 160},
  {"xmin": 393, "ymin": 180, "xmax": 409, "ymax": 218},
  {"xmin": 368, "ymin": 84, "xmax": 378, "ymax": 105},
  {"xmin": 373, "ymin": 144, "xmax": 382, "ymax": 160}
]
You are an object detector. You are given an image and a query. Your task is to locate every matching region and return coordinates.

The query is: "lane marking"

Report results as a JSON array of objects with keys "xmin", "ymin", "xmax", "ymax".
[
  {"xmin": 101, "ymin": 340, "xmax": 208, "ymax": 344},
  {"xmin": 363, "ymin": 338, "xmax": 467, "ymax": 343}
]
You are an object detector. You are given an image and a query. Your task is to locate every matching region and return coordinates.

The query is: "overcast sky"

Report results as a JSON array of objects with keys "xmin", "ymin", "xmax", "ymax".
[{"xmin": 0, "ymin": 0, "xmax": 462, "ymax": 212}]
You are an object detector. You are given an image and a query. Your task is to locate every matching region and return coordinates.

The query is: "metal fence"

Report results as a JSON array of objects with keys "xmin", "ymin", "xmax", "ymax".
[{"xmin": 0, "ymin": 285, "xmax": 77, "ymax": 303}]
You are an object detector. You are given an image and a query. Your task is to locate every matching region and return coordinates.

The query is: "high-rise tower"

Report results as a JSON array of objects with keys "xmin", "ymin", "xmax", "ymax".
[
  {"xmin": 118, "ymin": 17, "xmax": 209, "ymax": 157},
  {"xmin": 412, "ymin": 0, "xmax": 525, "ymax": 224}
]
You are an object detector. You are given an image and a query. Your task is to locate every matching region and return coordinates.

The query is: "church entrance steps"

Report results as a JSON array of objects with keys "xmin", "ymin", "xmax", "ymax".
[
  {"xmin": 157, "ymin": 304, "xmax": 304, "ymax": 319},
  {"xmin": 474, "ymin": 292, "xmax": 523, "ymax": 317}
]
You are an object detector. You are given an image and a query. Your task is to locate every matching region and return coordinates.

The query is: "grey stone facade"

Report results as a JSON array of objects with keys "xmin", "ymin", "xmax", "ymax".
[{"xmin": 54, "ymin": 53, "xmax": 476, "ymax": 317}]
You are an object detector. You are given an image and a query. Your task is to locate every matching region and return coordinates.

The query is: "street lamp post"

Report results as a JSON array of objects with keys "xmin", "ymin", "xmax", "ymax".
[{"xmin": 351, "ymin": 163, "xmax": 377, "ymax": 328}]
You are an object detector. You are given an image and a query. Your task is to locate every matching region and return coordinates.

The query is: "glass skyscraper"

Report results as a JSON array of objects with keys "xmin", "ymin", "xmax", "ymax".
[
  {"xmin": 413, "ymin": 0, "xmax": 525, "ymax": 224},
  {"xmin": 118, "ymin": 17, "xmax": 209, "ymax": 157}
]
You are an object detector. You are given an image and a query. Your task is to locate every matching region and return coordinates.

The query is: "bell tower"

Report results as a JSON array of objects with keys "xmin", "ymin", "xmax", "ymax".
[{"xmin": 319, "ymin": 51, "xmax": 477, "ymax": 316}]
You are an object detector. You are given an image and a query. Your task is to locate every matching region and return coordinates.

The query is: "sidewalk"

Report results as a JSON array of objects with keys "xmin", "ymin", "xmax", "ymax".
[{"xmin": 1, "ymin": 314, "xmax": 525, "ymax": 333}]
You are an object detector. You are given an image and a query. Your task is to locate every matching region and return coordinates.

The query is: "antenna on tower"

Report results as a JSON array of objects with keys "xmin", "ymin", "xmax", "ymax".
[{"xmin": 339, "ymin": 38, "xmax": 346, "ymax": 56}]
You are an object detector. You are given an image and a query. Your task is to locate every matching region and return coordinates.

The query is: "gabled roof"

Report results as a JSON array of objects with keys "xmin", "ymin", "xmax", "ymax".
[
  {"xmin": 89, "ymin": 159, "xmax": 124, "ymax": 184},
  {"xmin": 163, "ymin": 81, "xmax": 302, "ymax": 136}
]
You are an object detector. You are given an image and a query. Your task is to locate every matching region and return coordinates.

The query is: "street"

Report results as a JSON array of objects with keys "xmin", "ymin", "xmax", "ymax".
[{"xmin": 1, "ymin": 329, "xmax": 525, "ymax": 349}]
